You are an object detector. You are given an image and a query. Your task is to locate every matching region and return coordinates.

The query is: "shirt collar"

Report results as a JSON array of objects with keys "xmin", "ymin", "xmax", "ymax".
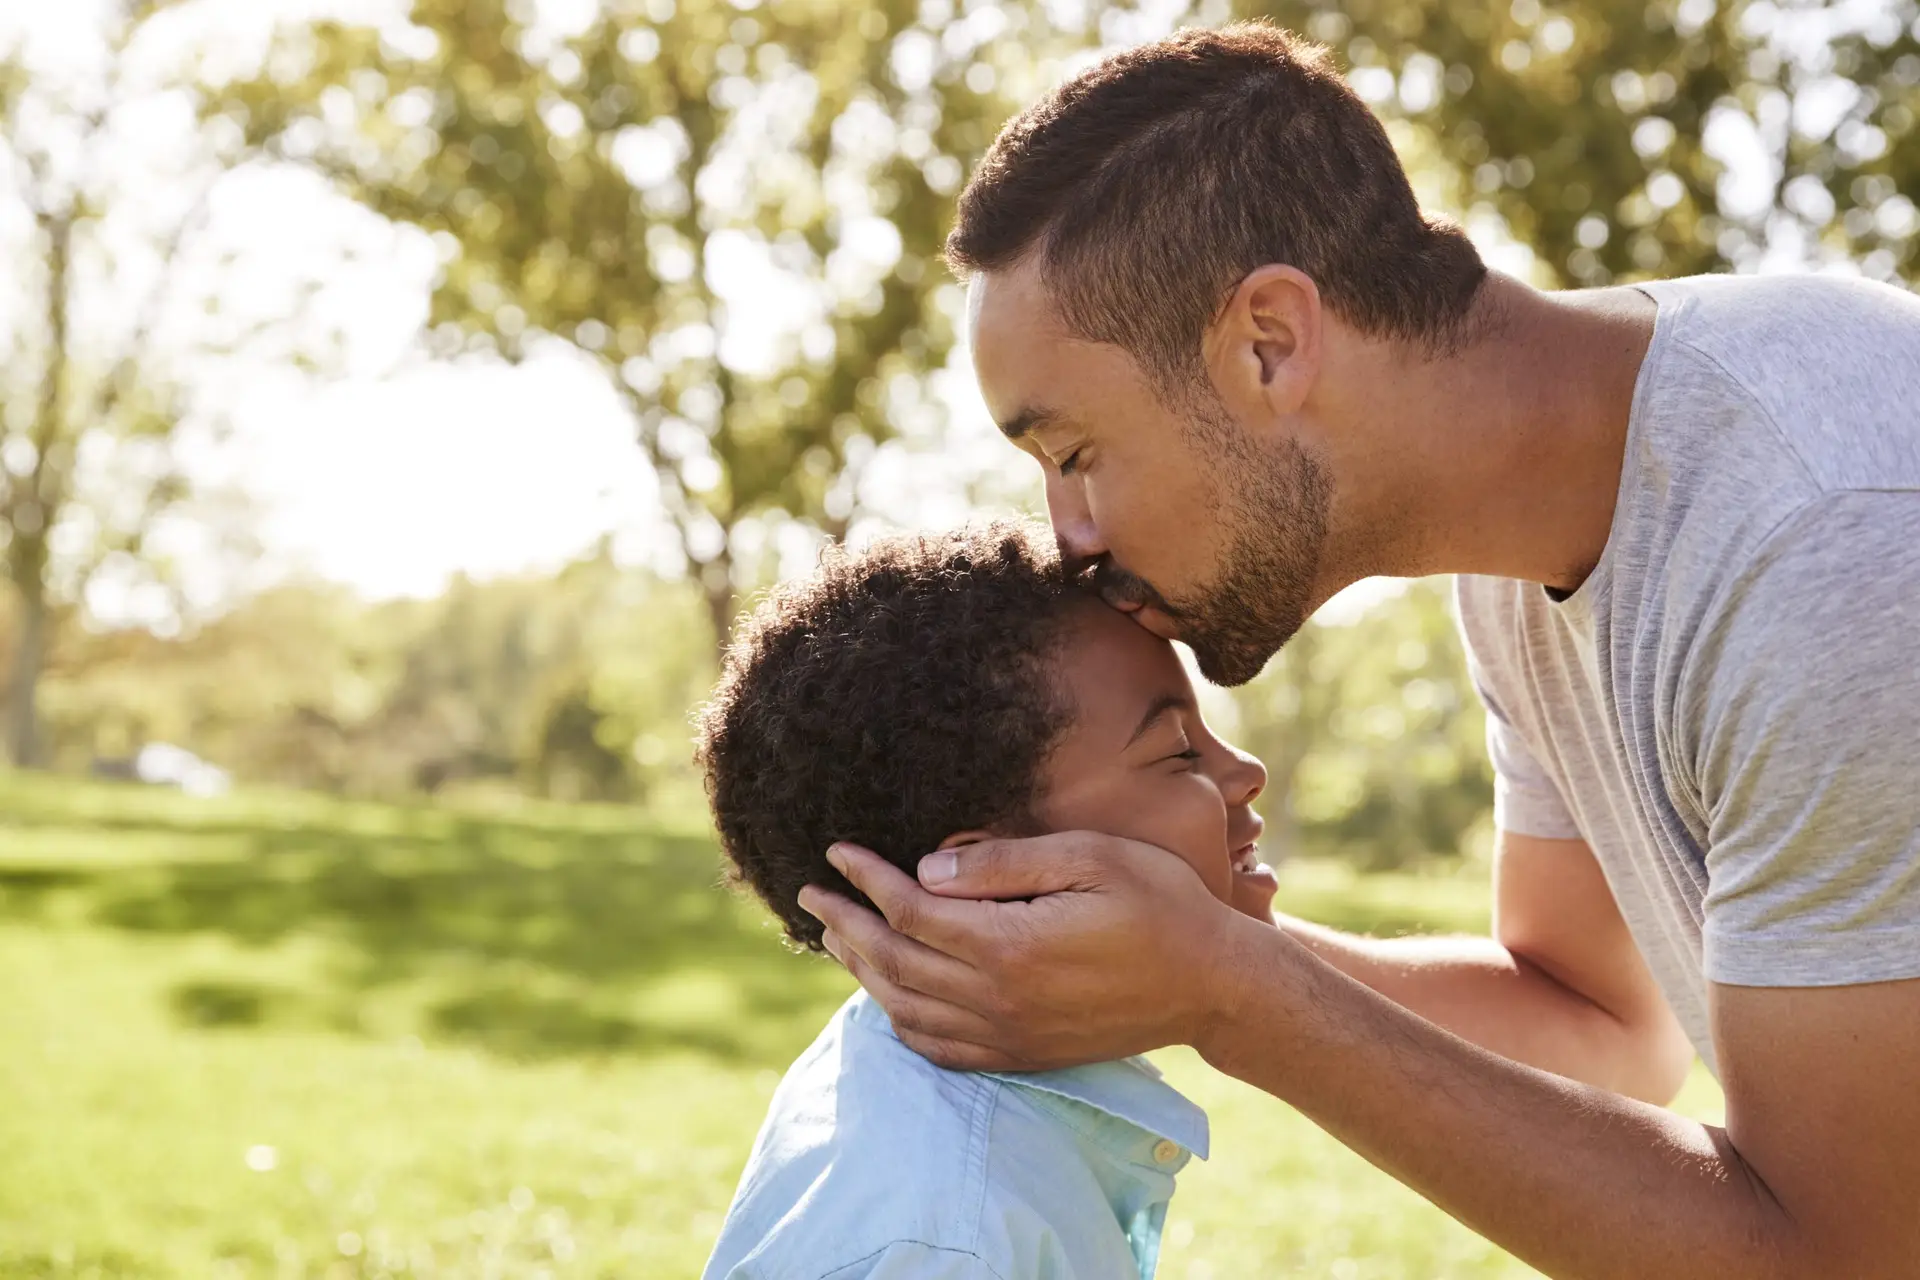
[
  {"xmin": 981, "ymin": 1056, "xmax": 1210, "ymax": 1161},
  {"xmin": 846, "ymin": 992, "xmax": 1210, "ymax": 1160}
]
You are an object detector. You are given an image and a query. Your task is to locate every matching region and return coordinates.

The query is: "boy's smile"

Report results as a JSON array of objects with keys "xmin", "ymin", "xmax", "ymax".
[{"xmin": 1031, "ymin": 596, "xmax": 1279, "ymax": 920}]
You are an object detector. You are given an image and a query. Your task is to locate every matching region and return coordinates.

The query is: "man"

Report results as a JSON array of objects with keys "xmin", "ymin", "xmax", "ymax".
[{"xmin": 795, "ymin": 21, "xmax": 1920, "ymax": 1280}]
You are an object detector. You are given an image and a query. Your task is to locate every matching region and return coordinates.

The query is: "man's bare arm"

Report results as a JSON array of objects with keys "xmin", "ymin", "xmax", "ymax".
[
  {"xmin": 805, "ymin": 839, "xmax": 1920, "ymax": 1279},
  {"xmin": 1204, "ymin": 914, "xmax": 1920, "ymax": 1280},
  {"xmin": 1279, "ymin": 831, "xmax": 1694, "ymax": 1102}
]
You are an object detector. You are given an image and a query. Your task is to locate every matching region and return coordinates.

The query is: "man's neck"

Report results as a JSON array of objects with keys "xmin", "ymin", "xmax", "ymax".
[{"xmin": 1315, "ymin": 273, "xmax": 1657, "ymax": 594}]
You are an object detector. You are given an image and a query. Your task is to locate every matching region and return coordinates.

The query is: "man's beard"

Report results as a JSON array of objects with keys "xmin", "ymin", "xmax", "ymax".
[{"xmin": 1091, "ymin": 411, "xmax": 1333, "ymax": 687}]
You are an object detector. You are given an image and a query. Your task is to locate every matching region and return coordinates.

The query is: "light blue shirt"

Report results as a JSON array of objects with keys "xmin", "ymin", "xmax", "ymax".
[{"xmin": 703, "ymin": 992, "xmax": 1210, "ymax": 1280}]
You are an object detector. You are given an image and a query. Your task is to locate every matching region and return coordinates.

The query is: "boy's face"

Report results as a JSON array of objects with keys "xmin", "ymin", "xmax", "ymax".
[{"xmin": 1031, "ymin": 598, "xmax": 1279, "ymax": 921}]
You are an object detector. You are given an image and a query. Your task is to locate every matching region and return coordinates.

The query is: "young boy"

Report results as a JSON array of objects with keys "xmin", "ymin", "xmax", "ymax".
[{"xmin": 697, "ymin": 521, "xmax": 1280, "ymax": 1280}]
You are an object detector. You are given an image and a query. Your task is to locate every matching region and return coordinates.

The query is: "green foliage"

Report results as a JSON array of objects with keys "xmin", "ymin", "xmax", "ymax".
[
  {"xmin": 227, "ymin": 0, "xmax": 1075, "ymax": 633},
  {"xmin": 27, "ymin": 560, "xmax": 1493, "ymax": 870},
  {"xmin": 27, "ymin": 555, "xmax": 717, "ymax": 806},
  {"xmin": 0, "ymin": 1, "xmax": 360, "ymax": 766},
  {"xmin": 1250, "ymin": 0, "xmax": 1920, "ymax": 285},
  {"xmin": 1229, "ymin": 579, "xmax": 1493, "ymax": 870},
  {"xmin": 0, "ymin": 771, "xmax": 1732, "ymax": 1278},
  {"xmin": 0, "ymin": 5, "xmax": 212, "ymax": 765},
  {"xmin": 21, "ymin": 0, "xmax": 1917, "ymax": 848}
]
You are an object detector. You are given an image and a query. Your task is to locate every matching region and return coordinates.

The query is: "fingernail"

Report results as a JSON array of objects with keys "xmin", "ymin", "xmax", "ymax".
[
  {"xmin": 919, "ymin": 850, "xmax": 957, "ymax": 886},
  {"xmin": 820, "ymin": 930, "xmax": 843, "ymax": 962},
  {"xmin": 826, "ymin": 843, "xmax": 849, "ymax": 873},
  {"xmin": 796, "ymin": 887, "xmax": 821, "ymax": 918}
]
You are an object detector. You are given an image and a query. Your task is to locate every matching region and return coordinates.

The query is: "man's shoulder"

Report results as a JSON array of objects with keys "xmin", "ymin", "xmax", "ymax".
[
  {"xmin": 1644, "ymin": 272, "xmax": 1920, "ymax": 359},
  {"xmin": 1641, "ymin": 274, "xmax": 1920, "ymax": 495}
]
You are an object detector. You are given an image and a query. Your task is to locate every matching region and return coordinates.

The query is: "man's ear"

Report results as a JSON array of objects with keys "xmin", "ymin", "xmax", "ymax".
[
  {"xmin": 936, "ymin": 830, "xmax": 995, "ymax": 852},
  {"xmin": 1203, "ymin": 263, "xmax": 1322, "ymax": 424}
]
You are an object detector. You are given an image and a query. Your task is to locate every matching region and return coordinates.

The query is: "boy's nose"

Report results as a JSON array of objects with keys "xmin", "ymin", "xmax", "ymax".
[{"xmin": 1222, "ymin": 743, "xmax": 1267, "ymax": 808}]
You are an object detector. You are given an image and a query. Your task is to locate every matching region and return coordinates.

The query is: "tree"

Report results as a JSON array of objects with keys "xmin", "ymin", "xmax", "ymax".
[
  {"xmin": 1229, "ymin": 580, "xmax": 1493, "ymax": 869},
  {"xmin": 1246, "ymin": 0, "xmax": 1920, "ymax": 287},
  {"xmin": 232, "ymin": 0, "xmax": 1920, "ymax": 655},
  {"xmin": 231, "ymin": 0, "xmax": 1089, "ymax": 649},
  {"xmin": 0, "ymin": 0, "xmax": 307, "ymax": 767}
]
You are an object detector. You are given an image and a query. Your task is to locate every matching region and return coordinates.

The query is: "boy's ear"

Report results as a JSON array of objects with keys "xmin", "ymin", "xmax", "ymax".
[{"xmin": 936, "ymin": 830, "xmax": 994, "ymax": 852}]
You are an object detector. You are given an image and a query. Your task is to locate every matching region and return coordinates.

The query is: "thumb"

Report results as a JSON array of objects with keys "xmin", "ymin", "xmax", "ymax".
[{"xmin": 917, "ymin": 831, "xmax": 1111, "ymax": 901}]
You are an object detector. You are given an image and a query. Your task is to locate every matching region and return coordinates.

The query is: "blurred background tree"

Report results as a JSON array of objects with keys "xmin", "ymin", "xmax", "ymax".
[
  {"xmin": 2, "ymin": 0, "xmax": 1917, "ymax": 868},
  {"xmin": 1223, "ymin": 580, "xmax": 1494, "ymax": 870},
  {"xmin": 1249, "ymin": 0, "xmax": 1920, "ymax": 285},
  {"xmin": 0, "ymin": 0, "xmax": 213, "ymax": 768},
  {"xmin": 0, "ymin": 0, "xmax": 349, "ymax": 769},
  {"xmin": 222, "ymin": 0, "xmax": 1069, "ymax": 649}
]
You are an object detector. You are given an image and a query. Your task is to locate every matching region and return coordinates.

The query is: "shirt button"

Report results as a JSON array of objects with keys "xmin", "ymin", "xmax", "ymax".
[{"xmin": 1152, "ymin": 1139, "xmax": 1182, "ymax": 1165}]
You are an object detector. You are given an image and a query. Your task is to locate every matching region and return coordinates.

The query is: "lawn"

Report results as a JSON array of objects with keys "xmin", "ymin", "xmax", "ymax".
[{"xmin": 0, "ymin": 774, "xmax": 1722, "ymax": 1279}]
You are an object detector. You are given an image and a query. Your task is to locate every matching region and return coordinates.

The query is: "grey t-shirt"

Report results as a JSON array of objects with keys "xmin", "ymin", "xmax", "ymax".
[{"xmin": 1455, "ymin": 273, "xmax": 1920, "ymax": 1073}]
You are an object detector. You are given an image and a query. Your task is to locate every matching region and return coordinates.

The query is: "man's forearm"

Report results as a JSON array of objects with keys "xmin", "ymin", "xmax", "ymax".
[
  {"xmin": 1204, "ymin": 922, "xmax": 1801, "ymax": 1280},
  {"xmin": 1276, "ymin": 916, "xmax": 1678, "ymax": 1102}
]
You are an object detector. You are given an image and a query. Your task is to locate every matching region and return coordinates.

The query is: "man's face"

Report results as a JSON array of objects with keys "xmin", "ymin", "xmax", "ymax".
[{"xmin": 968, "ymin": 261, "xmax": 1333, "ymax": 686}]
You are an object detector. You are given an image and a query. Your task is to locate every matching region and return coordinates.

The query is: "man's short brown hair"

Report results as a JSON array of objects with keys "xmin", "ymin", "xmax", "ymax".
[{"xmin": 947, "ymin": 21, "xmax": 1487, "ymax": 397}]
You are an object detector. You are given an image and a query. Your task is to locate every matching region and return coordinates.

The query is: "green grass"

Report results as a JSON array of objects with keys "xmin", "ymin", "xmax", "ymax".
[{"xmin": 0, "ymin": 773, "xmax": 1721, "ymax": 1279}]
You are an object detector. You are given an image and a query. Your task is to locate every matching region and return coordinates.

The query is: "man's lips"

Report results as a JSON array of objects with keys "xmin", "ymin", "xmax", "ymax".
[
  {"xmin": 1104, "ymin": 593, "xmax": 1180, "ymax": 639},
  {"xmin": 1131, "ymin": 606, "xmax": 1180, "ymax": 640}
]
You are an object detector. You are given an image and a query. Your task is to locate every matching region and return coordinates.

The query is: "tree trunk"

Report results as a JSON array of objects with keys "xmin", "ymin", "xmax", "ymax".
[
  {"xmin": 4, "ymin": 582, "xmax": 48, "ymax": 769},
  {"xmin": 701, "ymin": 551, "xmax": 735, "ymax": 664},
  {"xmin": 4, "ymin": 207, "xmax": 71, "ymax": 771}
]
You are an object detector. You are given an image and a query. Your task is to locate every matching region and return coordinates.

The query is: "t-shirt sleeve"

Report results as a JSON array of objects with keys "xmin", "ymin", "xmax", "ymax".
[
  {"xmin": 1453, "ymin": 576, "xmax": 1583, "ymax": 841},
  {"xmin": 1693, "ymin": 491, "xmax": 1920, "ymax": 987}
]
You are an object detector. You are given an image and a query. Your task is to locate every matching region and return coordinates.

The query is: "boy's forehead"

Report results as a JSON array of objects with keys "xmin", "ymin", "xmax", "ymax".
[{"xmin": 1055, "ymin": 598, "xmax": 1194, "ymax": 729}]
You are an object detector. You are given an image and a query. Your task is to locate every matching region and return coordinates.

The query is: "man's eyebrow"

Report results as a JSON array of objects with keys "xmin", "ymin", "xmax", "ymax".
[
  {"xmin": 998, "ymin": 405, "xmax": 1056, "ymax": 440},
  {"xmin": 1125, "ymin": 692, "xmax": 1193, "ymax": 750}
]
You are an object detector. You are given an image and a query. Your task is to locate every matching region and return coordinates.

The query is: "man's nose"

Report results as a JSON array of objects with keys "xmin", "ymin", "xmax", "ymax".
[{"xmin": 1044, "ymin": 471, "xmax": 1104, "ymax": 564}]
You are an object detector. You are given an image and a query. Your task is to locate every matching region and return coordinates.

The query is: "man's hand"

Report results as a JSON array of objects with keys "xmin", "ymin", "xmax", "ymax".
[{"xmin": 796, "ymin": 833, "xmax": 1252, "ymax": 1070}]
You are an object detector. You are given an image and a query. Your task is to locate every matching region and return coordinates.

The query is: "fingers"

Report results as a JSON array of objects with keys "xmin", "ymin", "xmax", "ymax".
[
  {"xmin": 914, "ymin": 830, "xmax": 1113, "ymax": 900},
  {"xmin": 798, "ymin": 881, "xmax": 984, "ymax": 1004},
  {"xmin": 824, "ymin": 843, "xmax": 1003, "ymax": 953},
  {"xmin": 892, "ymin": 1027, "xmax": 1032, "ymax": 1074},
  {"xmin": 818, "ymin": 927, "xmax": 1007, "ymax": 1049},
  {"xmin": 819, "ymin": 929, "xmax": 1033, "ymax": 1071}
]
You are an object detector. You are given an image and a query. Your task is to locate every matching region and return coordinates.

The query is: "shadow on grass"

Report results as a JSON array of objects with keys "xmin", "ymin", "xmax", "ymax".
[
  {"xmin": 0, "ymin": 1247, "xmax": 158, "ymax": 1279},
  {"xmin": 1, "ymin": 781, "xmax": 851, "ymax": 1068},
  {"xmin": 1, "ymin": 777, "xmax": 1484, "ymax": 1069},
  {"xmin": 0, "ymin": 866, "xmax": 94, "ymax": 920},
  {"xmin": 427, "ymin": 984, "xmax": 764, "ymax": 1060},
  {"xmin": 170, "ymin": 979, "xmax": 274, "ymax": 1028}
]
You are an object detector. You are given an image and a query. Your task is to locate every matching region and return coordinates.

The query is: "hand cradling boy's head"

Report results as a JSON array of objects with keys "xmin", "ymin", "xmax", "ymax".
[{"xmin": 697, "ymin": 520, "xmax": 1277, "ymax": 951}]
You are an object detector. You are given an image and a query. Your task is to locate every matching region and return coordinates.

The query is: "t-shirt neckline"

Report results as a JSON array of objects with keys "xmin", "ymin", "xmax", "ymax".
[{"xmin": 1545, "ymin": 282, "xmax": 1678, "ymax": 625}]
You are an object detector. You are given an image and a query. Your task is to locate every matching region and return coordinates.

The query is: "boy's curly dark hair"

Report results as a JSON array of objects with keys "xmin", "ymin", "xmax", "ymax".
[{"xmin": 696, "ymin": 521, "xmax": 1081, "ymax": 950}]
